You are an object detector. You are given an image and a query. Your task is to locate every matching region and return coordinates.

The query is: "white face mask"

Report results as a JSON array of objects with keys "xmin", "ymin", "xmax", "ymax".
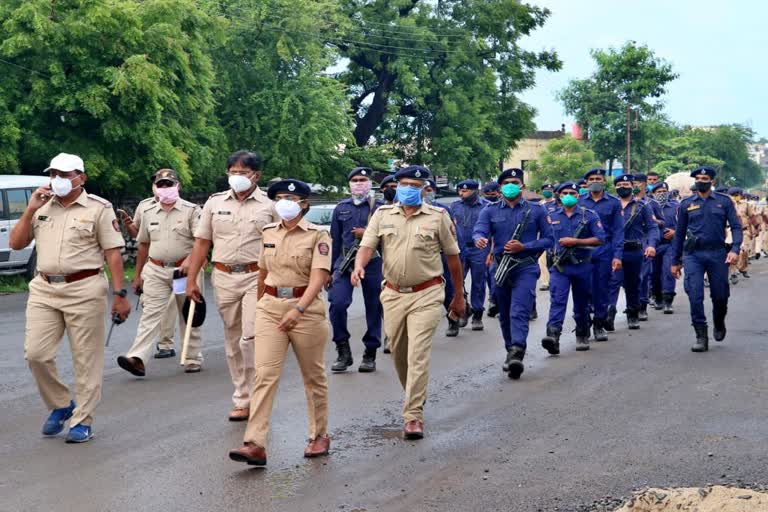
[
  {"xmin": 50, "ymin": 175, "xmax": 78, "ymax": 197},
  {"xmin": 228, "ymin": 174, "xmax": 252, "ymax": 193},
  {"xmin": 275, "ymin": 199, "xmax": 302, "ymax": 221}
]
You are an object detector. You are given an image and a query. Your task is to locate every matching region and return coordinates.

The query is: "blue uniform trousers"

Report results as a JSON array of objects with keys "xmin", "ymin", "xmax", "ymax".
[
  {"xmin": 683, "ymin": 248, "xmax": 730, "ymax": 326},
  {"xmin": 589, "ymin": 249, "xmax": 614, "ymax": 321},
  {"xmin": 487, "ymin": 261, "xmax": 497, "ymax": 305},
  {"xmin": 608, "ymin": 249, "xmax": 644, "ymax": 312},
  {"xmin": 328, "ymin": 258, "xmax": 383, "ymax": 350},
  {"xmin": 461, "ymin": 248, "xmax": 488, "ymax": 313},
  {"xmin": 495, "ymin": 263, "xmax": 540, "ymax": 350},
  {"xmin": 441, "ymin": 253, "xmax": 454, "ymax": 312},
  {"xmin": 639, "ymin": 257, "xmax": 652, "ymax": 305},
  {"xmin": 547, "ymin": 262, "xmax": 593, "ymax": 330},
  {"xmin": 651, "ymin": 243, "xmax": 676, "ymax": 296}
]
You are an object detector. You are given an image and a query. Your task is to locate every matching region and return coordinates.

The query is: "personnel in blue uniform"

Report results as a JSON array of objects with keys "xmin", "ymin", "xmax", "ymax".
[
  {"xmin": 577, "ymin": 179, "xmax": 588, "ymax": 196},
  {"xmin": 328, "ymin": 167, "xmax": 384, "ymax": 373},
  {"xmin": 541, "ymin": 182, "xmax": 605, "ymax": 354},
  {"xmin": 607, "ymin": 175, "xmax": 659, "ymax": 330},
  {"xmin": 671, "ymin": 166, "xmax": 742, "ymax": 352},
  {"xmin": 482, "ymin": 182, "xmax": 501, "ymax": 318},
  {"xmin": 632, "ymin": 173, "xmax": 662, "ymax": 320},
  {"xmin": 538, "ymin": 183, "xmax": 558, "ymax": 294},
  {"xmin": 473, "ymin": 168, "xmax": 553, "ymax": 380},
  {"xmin": 649, "ymin": 182, "xmax": 679, "ymax": 314},
  {"xmin": 380, "ymin": 174, "xmax": 397, "ymax": 205},
  {"xmin": 579, "ymin": 168, "xmax": 624, "ymax": 339},
  {"xmin": 450, "ymin": 180, "xmax": 489, "ymax": 331}
]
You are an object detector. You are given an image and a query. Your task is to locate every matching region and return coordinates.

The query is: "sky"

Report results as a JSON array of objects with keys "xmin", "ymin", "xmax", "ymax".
[{"xmin": 519, "ymin": 0, "xmax": 768, "ymax": 138}]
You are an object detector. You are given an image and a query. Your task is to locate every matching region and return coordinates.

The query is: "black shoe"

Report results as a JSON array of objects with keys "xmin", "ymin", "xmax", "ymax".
[
  {"xmin": 331, "ymin": 341, "xmax": 353, "ymax": 372},
  {"xmin": 505, "ymin": 346, "xmax": 525, "ymax": 380},
  {"xmin": 652, "ymin": 297, "xmax": 664, "ymax": 311},
  {"xmin": 740, "ymin": 270, "xmax": 751, "ymax": 279},
  {"xmin": 541, "ymin": 325, "xmax": 561, "ymax": 356},
  {"xmin": 605, "ymin": 306, "xmax": 616, "ymax": 332},
  {"xmin": 729, "ymin": 273, "xmax": 739, "ymax": 285},
  {"xmin": 457, "ymin": 307, "xmax": 469, "ymax": 328},
  {"xmin": 713, "ymin": 301, "xmax": 727, "ymax": 342},
  {"xmin": 692, "ymin": 324, "xmax": 709, "ymax": 352},
  {"xmin": 470, "ymin": 310, "xmax": 484, "ymax": 331},
  {"xmin": 638, "ymin": 305, "xmax": 648, "ymax": 321},
  {"xmin": 627, "ymin": 310, "xmax": 640, "ymax": 330},
  {"xmin": 382, "ymin": 336, "xmax": 391, "ymax": 354},
  {"xmin": 487, "ymin": 302, "xmax": 498, "ymax": 318},
  {"xmin": 662, "ymin": 293, "xmax": 674, "ymax": 314},
  {"xmin": 592, "ymin": 319, "xmax": 608, "ymax": 341},
  {"xmin": 154, "ymin": 348, "xmax": 176, "ymax": 359},
  {"xmin": 446, "ymin": 319, "xmax": 460, "ymax": 337},
  {"xmin": 529, "ymin": 306, "xmax": 538, "ymax": 321},
  {"xmin": 358, "ymin": 349, "xmax": 376, "ymax": 373}
]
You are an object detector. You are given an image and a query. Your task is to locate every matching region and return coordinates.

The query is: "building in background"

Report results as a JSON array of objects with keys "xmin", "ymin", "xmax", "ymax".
[{"xmin": 504, "ymin": 125, "xmax": 566, "ymax": 182}]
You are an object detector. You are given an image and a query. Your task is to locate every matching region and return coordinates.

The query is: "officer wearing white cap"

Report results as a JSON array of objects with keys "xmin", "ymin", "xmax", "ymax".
[{"xmin": 9, "ymin": 153, "xmax": 130, "ymax": 443}]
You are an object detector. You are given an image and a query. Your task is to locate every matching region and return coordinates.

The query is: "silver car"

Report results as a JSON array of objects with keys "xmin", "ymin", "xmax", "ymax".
[
  {"xmin": 304, "ymin": 203, "xmax": 335, "ymax": 231},
  {"xmin": 0, "ymin": 175, "xmax": 50, "ymax": 278}
]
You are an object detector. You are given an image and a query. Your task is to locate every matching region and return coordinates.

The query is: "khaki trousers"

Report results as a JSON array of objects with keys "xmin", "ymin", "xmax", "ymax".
[
  {"xmin": 147, "ymin": 293, "xmax": 177, "ymax": 351},
  {"xmin": 211, "ymin": 268, "xmax": 259, "ymax": 408},
  {"xmin": 538, "ymin": 252, "xmax": 550, "ymax": 286},
  {"xmin": 24, "ymin": 274, "xmax": 108, "ymax": 426},
  {"xmin": 380, "ymin": 283, "xmax": 444, "ymax": 422},
  {"xmin": 243, "ymin": 294, "xmax": 329, "ymax": 448},
  {"xmin": 127, "ymin": 263, "xmax": 202, "ymax": 366}
]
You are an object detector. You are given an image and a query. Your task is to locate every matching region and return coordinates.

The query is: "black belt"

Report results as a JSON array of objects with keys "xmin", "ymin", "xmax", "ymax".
[
  {"xmin": 624, "ymin": 241, "xmax": 643, "ymax": 251},
  {"xmin": 465, "ymin": 242, "xmax": 476, "ymax": 248},
  {"xmin": 695, "ymin": 240, "xmax": 726, "ymax": 251}
]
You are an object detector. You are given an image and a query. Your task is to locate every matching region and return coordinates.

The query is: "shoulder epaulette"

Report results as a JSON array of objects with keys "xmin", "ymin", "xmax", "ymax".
[
  {"xmin": 138, "ymin": 197, "xmax": 154, "ymax": 205},
  {"xmin": 263, "ymin": 222, "xmax": 280, "ymax": 230},
  {"xmin": 210, "ymin": 191, "xmax": 228, "ymax": 198},
  {"xmin": 379, "ymin": 204, "xmax": 396, "ymax": 210},
  {"xmin": 87, "ymin": 194, "xmax": 112, "ymax": 208},
  {"xmin": 180, "ymin": 199, "xmax": 198, "ymax": 208},
  {"xmin": 305, "ymin": 222, "xmax": 321, "ymax": 231},
  {"xmin": 145, "ymin": 204, "xmax": 159, "ymax": 213}
]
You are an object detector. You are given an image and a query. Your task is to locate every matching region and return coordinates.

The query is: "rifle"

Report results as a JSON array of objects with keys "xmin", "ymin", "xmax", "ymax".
[
  {"xmin": 338, "ymin": 239, "xmax": 360, "ymax": 274},
  {"xmin": 552, "ymin": 207, "xmax": 588, "ymax": 272},
  {"xmin": 494, "ymin": 207, "xmax": 532, "ymax": 285},
  {"xmin": 623, "ymin": 202, "xmax": 641, "ymax": 232}
]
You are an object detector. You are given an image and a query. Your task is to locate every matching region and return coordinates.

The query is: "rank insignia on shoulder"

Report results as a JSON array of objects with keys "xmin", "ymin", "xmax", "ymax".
[
  {"xmin": 112, "ymin": 219, "xmax": 121, "ymax": 232},
  {"xmin": 318, "ymin": 242, "xmax": 330, "ymax": 255}
]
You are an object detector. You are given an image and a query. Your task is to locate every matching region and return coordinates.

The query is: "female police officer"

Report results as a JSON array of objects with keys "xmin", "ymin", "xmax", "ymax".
[{"xmin": 229, "ymin": 179, "xmax": 332, "ymax": 466}]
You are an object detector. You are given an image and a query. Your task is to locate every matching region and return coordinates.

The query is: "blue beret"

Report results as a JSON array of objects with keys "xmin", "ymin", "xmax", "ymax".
[
  {"xmin": 691, "ymin": 166, "xmax": 717, "ymax": 178},
  {"xmin": 632, "ymin": 173, "xmax": 647, "ymax": 182},
  {"xmin": 395, "ymin": 165, "xmax": 431, "ymax": 181},
  {"xmin": 715, "ymin": 185, "xmax": 728, "ymax": 193},
  {"xmin": 613, "ymin": 174, "xmax": 633, "ymax": 185},
  {"xmin": 727, "ymin": 187, "xmax": 743, "ymax": 196},
  {"xmin": 497, "ymin": 168, "xmax": 524, "ymax": 184},
  {"xmin": 457, "ymin": 179, "xmax": 479, "ymax": 191},
  {"xmin": 556, "ymin": 181, "xmax": 578, "ymax": 193},
  {"xmin": 577, "ymin": 179, "xmax": 587, "ymax": 187},
  {"xmin": 583, "ymin": 168, "xmax": 607, "ymax": 180},
  {"xmin": 347, "ymin": 167, "xmax": 373, "ymax": 181},
  {"xmin": 482, "ymin": 182, "xmax": 500, "ymax": 193},
  {"xmin": 650, "ymin": 182, "xmax": 668, "ymax": 192},
  {"xmin": 541, "ymin": 182, "xmax": 554, "ymax": 190},
  {"xmin": 425, "ymin": 178, "xmax": 437, "ymax": 190},
  {"xmin": 379, "ymin": 175, "xmax": 396, "ymax": 188},
  {"xmin": 267, "ymin": 179, "xmax": 311, "ymax": 199}
]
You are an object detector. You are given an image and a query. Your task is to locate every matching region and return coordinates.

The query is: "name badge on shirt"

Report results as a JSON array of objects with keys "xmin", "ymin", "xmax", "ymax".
[
  {"xmin": 216, "ymin": 211, "xmax": 232, "ymax": 215},
  {"xmin": 381, "ymin": 224, "xmax": 395, "ymax": 229},
  {"xmin": 37, "ymin": 215, "xmax": 49, "ymax": 221},
  {"xmin": 264, "ymin": 243, "xmax": 276, "ymax": 248},
  {"xmin": 687, "ymin": 205, "xmax": 701, "ymax": 211},
  {"xmin": 150, "ymin": 222, "xmax": 160, "ymax": 225},
  {"xmin": 550, "ymin": 220, "xmax": 560, "ymax": 225}
]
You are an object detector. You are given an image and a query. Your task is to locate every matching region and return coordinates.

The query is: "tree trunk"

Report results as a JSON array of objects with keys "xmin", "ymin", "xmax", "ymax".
[{"xmin": 353, "ymin": 70, "xmax": 396, "ymax": 147}]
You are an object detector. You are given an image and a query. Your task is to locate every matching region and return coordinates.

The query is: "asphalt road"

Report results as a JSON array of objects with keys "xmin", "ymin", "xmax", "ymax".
[{"xmin": 1, "ymin": 263, "xmax": 767, "ymax": 512}]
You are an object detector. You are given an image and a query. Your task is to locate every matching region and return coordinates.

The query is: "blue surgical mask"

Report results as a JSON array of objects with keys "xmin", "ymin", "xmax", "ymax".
[
  {"xmin": 396, "ymin": 184, "xmax": 423, "ymax": 206},
  {"xmin": 646, "ymin": 185, "xmax": 653, "ymax": 193}
]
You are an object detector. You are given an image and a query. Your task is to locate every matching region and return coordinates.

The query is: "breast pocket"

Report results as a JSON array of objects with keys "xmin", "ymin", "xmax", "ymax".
[
  {"xmin": 171, "ymin": 223, "xmax": 192, "ymax": 240},
  {"xmin": 414, "ymin": 229, "xmax": 439, "ymax": 252},
  {"xmin": 67, "ymin": 221, "xmax": 96, "ymax": 244},
  {"xmin": 212, "ymin": 214, "xmax": 235, "ymax": 235},
  {"xmin": 147, "ymin": 224, "xmax": 162, "ymax": 241},
  {"xmin": 249, "ymin": 211, "xmax": 273, "ymax": 232},
  {"xmin": 290, "ymin": 243, "xmax": 315, "ymax": 270}
]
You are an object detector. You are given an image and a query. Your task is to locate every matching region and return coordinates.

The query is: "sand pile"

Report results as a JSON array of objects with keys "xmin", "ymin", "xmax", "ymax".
[{"xmin": 615, "ymin": 486, "xmax": 768, "ymax": 512}]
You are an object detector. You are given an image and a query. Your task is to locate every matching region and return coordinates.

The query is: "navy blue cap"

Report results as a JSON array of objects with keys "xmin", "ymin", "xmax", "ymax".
[
  {"xmin": 632, "ymin": 173, "xmax": 647, "ymax": 182},
  {"xmin": 482, "ymin": 182, "xmax": 500, "ymax": 193},
  {"xmin": 613, "ymin": 174, "xmax": 633, "ymax": 185},
  {"xmin": 715, "ymin": 185, "xmax": 728, "ymax": 193},
  {"xmin": 347, "ymin": 167, "xmax": 373, "ymax": 181},
  {"xmin": 583, "ymin": 168, "xmax": 607, "ymax": 180},
  {"xmin": 650, "ymin": 182, "xmax": 669, "ymax": 192},
  {"xmin": 379, "ymin": 175, "xmax": 396, "ymax": 188},
  {"xmin": 457, "ymin": 179, "xmax": 479, "ymax": 191},
  {"xmin": 691, "ymin": 166, "xmax": 717, "ymax": 178},
  {"xmin": 267, "ymin": 179, "xmax": 311, "ymax": 199},
  {"xmin": 541, "ymin": 182, "xmax": 554, "ymax": 190},
  {"xmin": 395, "ymin": 165, "xmax": 430, "ymax": 181},
  {"xmin": 577, "ymin": 179, "xmax": 587, "ymax": 187},
  {"xmin": 497, "ymin": 168, "xmax": 524, "ymax": 184},
  {"xmin": 425, "ymin": 178, "xmax": 437, "ymax": 190},
  {"xmin": 727, "ymin": 187, "xmax": 743, "ymax": 196},
  {"xmin": 556, "ymin": 182, "xmax": 578, "ymax": 193}
]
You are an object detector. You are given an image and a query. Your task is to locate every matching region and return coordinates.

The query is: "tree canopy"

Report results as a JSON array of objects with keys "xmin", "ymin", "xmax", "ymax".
[{"xmin": 525, "ymin": 136, "xmax": 602, "ymax": 190}]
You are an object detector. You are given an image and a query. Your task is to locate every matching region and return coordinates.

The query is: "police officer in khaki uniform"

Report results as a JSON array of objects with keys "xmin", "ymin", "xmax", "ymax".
[
  {"xmin": 9, "ymin": 153, "xmax": 130, "ymax": 443},
  {"xmin": 229, "ymin": 179, "xmax": 332, "ymax": 466},
  {"xmin": 728, "ymin": 187, "xmax": 755, "ymax": 280},
  {"xmin": 186, "ymin": 151, "xmax": 278, "ymax": 421},
  {"xmin": 352, "ymin": 166, "xmax": 465, "ymax": 440},
  {"xmin": 117, "ymin": 169, "xmax": 204, "ymax": 376},
  {"xmin": 118, "ymin": 182, "xmax": 178, "ymax": 359}
]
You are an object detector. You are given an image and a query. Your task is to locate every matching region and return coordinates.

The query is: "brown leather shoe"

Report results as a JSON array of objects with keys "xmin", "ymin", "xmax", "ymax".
[
  {"xmin": 229, "ymin": 442, "xmax": 267, "ymax": 466},
  {"xmin": 304, "ymin": 435, "xmax": 330, "ymax": 458},
  {"xmin": 403, "ymin": 420, "xmax": 424, "ymax": 440},
  {"xmin": 117, "ymin": 356, "xmax": 145, "ymax": 377},
  {"xmin": 228, "ymin": 407, "xmax": 249, "ymax": 422},
  {"xmin": 184, "ymin": 363, "xmax": 202, "ymax": 373}
]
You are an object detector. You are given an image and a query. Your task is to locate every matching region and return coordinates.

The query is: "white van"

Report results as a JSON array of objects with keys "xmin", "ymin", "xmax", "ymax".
[{"xmin": 0, "ymin": 175, "xmax": 50, "ymax": 278}]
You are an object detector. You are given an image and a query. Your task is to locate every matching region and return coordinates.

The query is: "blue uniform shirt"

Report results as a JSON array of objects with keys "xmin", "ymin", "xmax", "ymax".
[
  {"xmin": 620, "ymin": 198, "xmax": 660, "ymax": 248},
  {"xmin": 579, "ymin": 192, "xmax": 625, "ymax": 260},
  {"xmin": 549, "ymin": 206, "xmax": 606, "ymax": 261},
  {"xmin": 540, "ymin": 199, "xmax": 558, "ymax": 214},
  {"xmin": 473, "ymin": 198, "xmax": 553, "ymax": 258},
  {"xmin": 654, "ymin": 199, "xmax": 679, "ymax": 241},
  {"xmin": 450, "ymin": 196, "xmax": 488, "ymax": 248},
  {"xmin": 330, "ymin": 197, "xmax": 384, "ymax": 267},
  {"xmin": 672, "ymin": 192, "xmax": 743, "ymax": 265}
]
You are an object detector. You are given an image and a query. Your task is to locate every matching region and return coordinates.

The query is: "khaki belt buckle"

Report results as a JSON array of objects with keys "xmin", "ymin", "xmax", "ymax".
[
  {"xmin": 48, "ymin": 275, "xmax": 67, "ymax": 284},
  {"xmin": 276, "ymin": 287, "xmax": 294, "ymax": 298},
  {"xmin": 163, "ymin": 261, "xmax": 176, "ymax": 268},
  {"xmin": 229, "ymin": 264, "xmax": 248, "ymax": 273},
  {"xmin": 398, "ymin": 286, "xmax": 414, "ymax": 293}
]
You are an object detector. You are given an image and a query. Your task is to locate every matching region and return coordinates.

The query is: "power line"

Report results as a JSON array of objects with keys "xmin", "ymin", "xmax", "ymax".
[{"xmin": 0, "ymin": 57, "xmax": 52, "ymax": 78}]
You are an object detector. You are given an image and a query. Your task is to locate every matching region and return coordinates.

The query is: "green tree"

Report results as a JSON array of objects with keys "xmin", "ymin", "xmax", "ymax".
[
  {"xmin": 0, "ymin": 0, "xmax": 225, "ymax": 196},
  {"xmin": 558, "ymin": 42, "xmax": 677, "ymax": 171},
  {"xmin": 525, "ymin": 136, "xmax": 602, "ymax": 190}
]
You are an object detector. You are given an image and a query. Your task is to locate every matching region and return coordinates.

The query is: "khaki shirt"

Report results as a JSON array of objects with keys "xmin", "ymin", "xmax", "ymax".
[
  {"xmin": 137, "ymin": 199, "xmax": 201, "ymax": 262},
  {"xmin": 132, "ymin": 196, "xmax": 157, "ymax": 230},
  {"xmin": 259, "ymin": 218, "xmax": 332, "ymax": 288},
  {"xmin": 32, "ymin": 190, "xmax": 125, "ymax": 274},
  {"xmin": 195, "ymin": 187, "xmax": 277, "ymax": 264},
  {"xmin": 361, "ymin": 203, "xmax": 460, "ymax": 288},
  {"xmin": 735, "ymin": 200, "xmax": 754, "ymax": 231}
]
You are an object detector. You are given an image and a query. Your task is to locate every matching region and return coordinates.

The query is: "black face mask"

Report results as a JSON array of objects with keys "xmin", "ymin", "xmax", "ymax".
[
  {"xmin": 382, "ymin": 188, "xmax": 397, "ymax": 202},
  {"xmin": 484, "ymin": 195, "xmax": 500, "ymax": 203},
  {"xmin": 695, "ymin": 181, "xmax": 712, "ymax": 193},
  {"xmin": 616, "ymin": 187, "xmax": 633, "ymax": 198},
  {"xmin": 462, "ymin": 191, "xmax": 479, "ymax": 203}
]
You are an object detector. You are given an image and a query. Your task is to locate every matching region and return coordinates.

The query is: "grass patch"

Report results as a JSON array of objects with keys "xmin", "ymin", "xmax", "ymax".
[{"xmin": 0, "ymin": 275, "xmax": 29, "ymax": 294}]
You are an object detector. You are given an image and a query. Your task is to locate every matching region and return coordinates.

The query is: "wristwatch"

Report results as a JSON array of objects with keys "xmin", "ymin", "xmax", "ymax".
[
  {"xmin": 293, "ymin": 305, "xmax": 306, "ymax": 314},
  {"xmin": 113, "ymin": 289, "xmax": 128, "ymax": 298}
]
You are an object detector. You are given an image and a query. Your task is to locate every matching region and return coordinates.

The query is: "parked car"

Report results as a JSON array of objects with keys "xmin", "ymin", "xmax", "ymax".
[
  {"xmin": 0, "ymin": 175, "xmax": 50, "ymax": 278},
  {"xmin": 304, "ymin": 203, "xmax": 335, "ymax": 231}
]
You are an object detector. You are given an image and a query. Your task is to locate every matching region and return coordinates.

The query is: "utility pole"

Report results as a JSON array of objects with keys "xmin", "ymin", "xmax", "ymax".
[{"xmin": 625, "ymin": 105, "xmax": 631, "ymax": 173}]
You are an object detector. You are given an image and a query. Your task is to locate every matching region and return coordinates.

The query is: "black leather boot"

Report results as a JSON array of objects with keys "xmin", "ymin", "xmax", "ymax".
[
  {"xmin": 652, "ymin": 295, "xmax": 664, "ymax": 310},
  {"xmin": 692, "ymin": 324, "xmax": 709, "ymax": 352},
  {"xmin": 529, "ymin": 302, "xmax": 538, "ymax": 321},
  {"xmin": 487, "ymin": 301, "xmax": 498, "ymax": 318},
  {"xmin": 593, "ymin": 318, "xmax": 608, "ymax": 341},
  {"xmin": 505, "ymin": 346, "xmax": 526, "ymax": 380},
  {"xmin": 713, "ymin": 301, "xmax": 727, "ymax": 342},
  {"xmin": 575, "ymin": 325, "xmax": 590, "ymax": 351},
  {"xmin": 541, "ymin": 325, "xmax": 561, "ymax": 355},
  {"xmin": 638, "ymin": 304, "xmax": 648, "ymax": 321},
  {"xmin": 662, "ymin": 293, "xmax": 674, "ymax": 314},
  {"xmin": 470, "ymin": 310, "xmax": 484, "ymax": 331},
  {"xmin": 358, "ymin": 348, "xmax": 377, "ymax": 373},
  {"xmin": 331, "ymin": 341, "xmax": 353, "ymax": 372},
  {"xmin": 446, "ymin": 318, "xmax": 460, "ymax": 337},
  {"xmin": 605, "ymin": 306, "xmax": 617, "ymax": 332},
  {"xmin": 627, "ymin": 308, "xmax": 640, "ymax": 330}
]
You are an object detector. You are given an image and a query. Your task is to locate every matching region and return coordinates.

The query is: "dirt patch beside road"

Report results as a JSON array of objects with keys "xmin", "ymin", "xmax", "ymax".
[{"xmin": 616, "ymin": 486, "xmax": 768, "ymax": 512}]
